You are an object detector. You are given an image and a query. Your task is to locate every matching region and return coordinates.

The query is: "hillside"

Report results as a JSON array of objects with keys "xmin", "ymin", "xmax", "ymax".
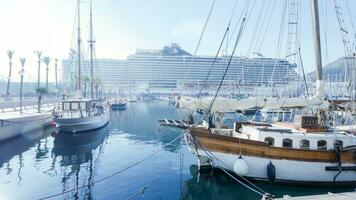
[{"xmin": 307, "ymin": 57, "xmax": 355, "ymax": 81}]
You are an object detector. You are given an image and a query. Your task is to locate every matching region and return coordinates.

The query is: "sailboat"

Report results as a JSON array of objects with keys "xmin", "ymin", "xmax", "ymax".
[
  {"xmin": 183, "ymin": 0, "xmax": 356, "ymax": 185},
  {"xmin": 53, "ymin": 0, "xmax": 110, "ymax": 133}
]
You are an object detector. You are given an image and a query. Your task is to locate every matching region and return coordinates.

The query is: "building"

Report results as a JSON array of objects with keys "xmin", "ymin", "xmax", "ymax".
[{"xmin": 62, "ymin": 44, "xmax": 299, "ymax": 94}]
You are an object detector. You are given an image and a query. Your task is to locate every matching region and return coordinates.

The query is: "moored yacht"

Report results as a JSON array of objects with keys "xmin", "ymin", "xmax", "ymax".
[
  {"xmin": 54, "ymin": 99, "xmax": 110, "ymax": 133},
  {"xmin": 186, "ymin": 116, "xmax": 356, "ymax": 185},
  {"xmin": 53, "ymin": 0, "xmax": 110, "ymax": 133},
  {"xmin": 110, "ymin": 98, "xmax": 128, "ymax": 110}
]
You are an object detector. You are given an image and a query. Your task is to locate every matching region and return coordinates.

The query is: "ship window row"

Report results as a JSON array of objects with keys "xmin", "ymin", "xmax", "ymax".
[{"xmin": 264, "ymin": 137, "xmax": 344, "ymax": 150}]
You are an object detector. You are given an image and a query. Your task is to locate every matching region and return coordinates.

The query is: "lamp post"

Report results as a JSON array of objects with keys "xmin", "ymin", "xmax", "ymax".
[
  {"xmin": 6, "ymin": 50, "xmax": 14, "ymax": 98},
  {"xmin": 42, "ymin": 56, "xmax": 51, "ymax": 92},
  {"xmin": 55, "ymin": 58, "xmax": 58, "ymax": 90},
  {"xmin": 19, "ymin": 58, "xmax": 26, "ymax": 114}
]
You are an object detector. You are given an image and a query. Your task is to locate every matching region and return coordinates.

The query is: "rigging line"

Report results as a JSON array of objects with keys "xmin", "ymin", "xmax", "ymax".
[
  {"xmin": 297, "ymin": 42, "xmax": 309, "ymax": 97},
  {"xmin": 225, "ymin": 0, "xmax": 238, "ymax": 56},
  {"xmin": 320, "ymin": 0, "xmax": 329, "ymax": 63},
  {"xmin": 38, "ymin": 135, "xmax": 182, "ymax": 200},
  {"xmin": 270, "ymin": 0, "xmax": 288, "ymax": 90},
  {"xmin": 345, "ymin": 0, "xmax": 356, "ymax": 41},
  {"xmin": 181, "ymin": 0, "xmax": 216, "ymax": 95},
  {"xmin": 207, "ymin": 16, "xmax": 247, "ymax": 114},
  {"xmin": 124, "ymin": 138, "xmax": 183, "ymax": 200},
  {"xmin": 246, "ymin": 0, "xmax": 267, "ymax": 56},
  {"xmin": 228, "ymin": 0, "xmax": 251, "ymax": 45},
  {"xmin": 192, "ymin": 134, "xmax": 268, "ymax": 197},
  {"xmin": 257, "ymin": 0, "xmax": 277, "ymax": 52},
  {"xmin": 197, "ymin": 25, "xmax": 230, "ymax": 99},
  {"xmin": 254, "ymin": 0, "xmax": 275, "ymax": 52},
  {"xmin": 196, "ymin": 0, "xmax": 238, "ymax": 99}
]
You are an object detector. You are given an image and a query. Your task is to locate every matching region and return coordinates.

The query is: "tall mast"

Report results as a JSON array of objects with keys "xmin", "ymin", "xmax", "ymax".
[
  {"xmin": 77, "ymin": 0, "xmax": 81, "ymax": 90},
  {"xmin": 89, "ymin": 0, "xmax": 95, "ymax": 99},
  {"xmin": 310, "ymin": 0, "xmax": 324, "ymax": 98}
]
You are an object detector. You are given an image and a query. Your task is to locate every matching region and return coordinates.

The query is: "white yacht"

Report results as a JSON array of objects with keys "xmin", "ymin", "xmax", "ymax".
[
  {"xmin": 53, "ymin": 0, "xmax": 110, "ymax": 133},
  {"xmin": 54, "ymin": 99, "xmax": 109, "ymax": 133}
]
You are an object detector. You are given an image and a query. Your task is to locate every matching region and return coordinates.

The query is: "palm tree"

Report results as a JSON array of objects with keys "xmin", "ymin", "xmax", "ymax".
[
  {"xmin": 19, "ymin": 58, "xmax": 26, "ymax": 114},
  {"xmin": 34, "ymin": 51, "xmax": 42, "ymax": 87},
  {"xmin": 6, "ymin": 50, "xmax": 14, "ymax": 97},
  {"xmin": 82, "ymin": 76, "xmax": 90, "ymax": 98},
  {"xmin": 42, "ymin": 56, "xmax": 51, "ymax": 91}
]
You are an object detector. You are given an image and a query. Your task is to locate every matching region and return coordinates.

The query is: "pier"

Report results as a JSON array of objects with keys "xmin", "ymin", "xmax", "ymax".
[{"xmin": 276, "ymin": 191, "xmax": 356, "ymax": 200}]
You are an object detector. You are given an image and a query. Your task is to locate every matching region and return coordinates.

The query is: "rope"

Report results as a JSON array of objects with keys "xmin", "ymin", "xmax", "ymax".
[
  {"xmin": 38, "ymin": 135, "xmax": 182, "ymax": 200},
  {"xmin": 192, "ymin": 134, "xmax": 270, "ymax": 197},
  {"xmin": 256, "ymin": 0, "xmax": 277, "ymax": 53},
  {"xmin": 181, "ymin": 0, "xmax": 216, "ymax": 97},
  {"xmin": 124, "ymin": 137, "xmax": 183, "ymax": 200},
  {"xmin": 196, "ymin": 0, "xmax": 239, "ymax": 99},
  {"xmin": 207, "ymin": 15, "xmax": 248, "ymax": 115}
]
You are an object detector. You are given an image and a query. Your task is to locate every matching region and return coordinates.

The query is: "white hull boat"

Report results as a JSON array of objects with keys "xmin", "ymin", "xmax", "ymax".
[
  {"xmin": 185, "ymin": 119, "xmax": 356, "ymax": 186},
  {"xmin": 54, "ymin": 110, "xmax": 109, "ymax": 133},
  {"xmin": 54, "ymin": 99, "xmax": 110, "ymax": 134}
]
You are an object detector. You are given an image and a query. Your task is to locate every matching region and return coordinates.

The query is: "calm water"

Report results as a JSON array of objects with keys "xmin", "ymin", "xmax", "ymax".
[{"xmin": 0, "ymin": 101, "xmax": 354, "ymax": 200}]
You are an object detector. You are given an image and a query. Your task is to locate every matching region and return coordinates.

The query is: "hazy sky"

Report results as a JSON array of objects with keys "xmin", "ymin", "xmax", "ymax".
[{"xmin": 0, "ymin": 0, "xmax": 355, "ymax": 82}]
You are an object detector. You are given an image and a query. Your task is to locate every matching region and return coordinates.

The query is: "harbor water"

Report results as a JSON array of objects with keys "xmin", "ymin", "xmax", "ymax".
[{"xmin": 0, "ymin": 101, "xmax": 354, "ymax": 200}]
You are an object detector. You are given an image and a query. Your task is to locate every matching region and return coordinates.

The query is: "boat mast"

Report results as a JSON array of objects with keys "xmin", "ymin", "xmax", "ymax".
[
  {"xmin": 77, "ymin": 0, "xmax": 81, "ymax": 91},
  {"xmin": 310, "ymin": 0, "xmax": 324, "ymax": 98},
  {"xmin": 89, "ymin": 0, "xmax": 95, "ymax": 99}
]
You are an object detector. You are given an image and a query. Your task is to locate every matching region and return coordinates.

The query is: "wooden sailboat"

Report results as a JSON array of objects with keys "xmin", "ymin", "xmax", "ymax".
[
  {"xmin": 53, "ymin": 0, "xmax": 110, "ymax": 133},
  {"xmin": 184, "ymin": 0, "xmax": 356, "ymax": 185}
]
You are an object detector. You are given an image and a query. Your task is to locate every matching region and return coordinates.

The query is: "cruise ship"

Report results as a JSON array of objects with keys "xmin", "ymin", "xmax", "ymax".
[{"xmin": 62, "ymin": 43, "xmax": 299, "ymax": 94}]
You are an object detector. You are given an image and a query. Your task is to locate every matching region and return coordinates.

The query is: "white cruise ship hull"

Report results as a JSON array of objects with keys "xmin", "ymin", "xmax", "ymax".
[
  {"xmin": 54, "ymin": 112, "xmax": 110, "ymax": 133},
  {"xmin": 0, "ymin": 113, "xmax": 52, "ymax": 143}
]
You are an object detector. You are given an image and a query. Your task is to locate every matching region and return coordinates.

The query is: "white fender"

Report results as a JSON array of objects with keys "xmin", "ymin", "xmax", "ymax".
[{"xmin": 233, "ymin": 157, "xmax": 249, "ymax": 176}]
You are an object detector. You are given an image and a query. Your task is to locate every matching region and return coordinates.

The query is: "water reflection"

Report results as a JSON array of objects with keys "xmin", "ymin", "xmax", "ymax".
[
  {"xmin": 0, "ymin": 126, "xmax": 55, "ymax": 185},
  {"xmin": 51, "ymin": 125, "xmax": 109, "ymax": 200},
  {"xmin": 181, "ymin": 165, "xmax": 354, "ymax": 200},
  {"xmin": 110, "ymin": 102, "xmax": 182, "ymax": 149}
]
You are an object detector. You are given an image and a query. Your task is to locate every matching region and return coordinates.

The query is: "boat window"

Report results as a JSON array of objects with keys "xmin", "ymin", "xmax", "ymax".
[
  {"xmin": 282, "ymin": 138, "xmax": 293, "ymax": 148},
  {"xmin": 80, "ymin": 102, "xmax": 86, "ymax": 110},
  {"xmin": 264, "ymin": 137, "xmax": 275, "ymax": 146},
  {"xmin": 299, "ymin": 139, "xmax": 310, "ymax": 149},
  {"xmin": 317, "ymin": 140, "xmax": 327, "ymax": 150},
  {"xmin": 334, "ymin": 140, "xmax": 343, "ymax": 148},
  {"xmin": 71, "ymin": 102, "xmax": 79, "ymax": 110},
  {"xmin": 63, "ymin": 102, "xmax": 70, "ymax": 111}
]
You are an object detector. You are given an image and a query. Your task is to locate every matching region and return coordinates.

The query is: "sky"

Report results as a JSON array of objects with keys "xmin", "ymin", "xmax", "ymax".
[{"xmin": 0, "ymin": 0, "xmax": 355, "ymax": 82}]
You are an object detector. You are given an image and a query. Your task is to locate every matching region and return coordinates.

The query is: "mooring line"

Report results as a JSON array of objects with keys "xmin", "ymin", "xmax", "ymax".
[
  {"xmin": 38, "ymin": 134, "xmax": 182, "ymax": 200},
  {"xmin": 125, "ymin": 137, "xmax": 183, "ymax": 200},
  {"xmin": 192, "ymin": 135, "xmax": 272, "ymax": 198}
]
